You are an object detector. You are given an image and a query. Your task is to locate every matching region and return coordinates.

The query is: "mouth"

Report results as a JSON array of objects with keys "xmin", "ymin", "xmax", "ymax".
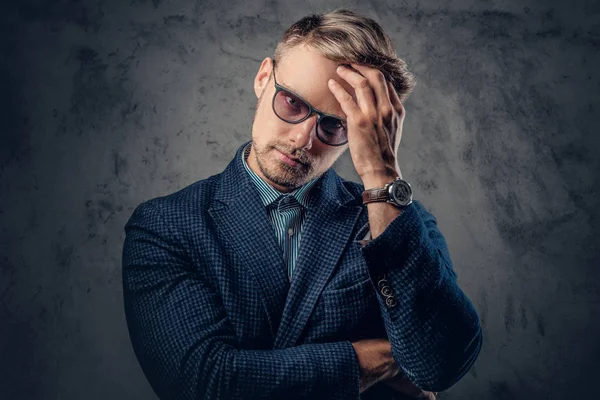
[{"xmin": 276, "ymin": 149, "xmax": 305, "ymax": 167}]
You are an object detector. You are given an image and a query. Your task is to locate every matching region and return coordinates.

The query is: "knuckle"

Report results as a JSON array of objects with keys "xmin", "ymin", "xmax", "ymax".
[
  {"xmin": 358, "ymin": 78, "xmax": 370, "ymax": 89},
  {"xmin": 380, "ymin": 106, "xmax": 393, "ymax": 119},
  {"xmin": 399, "ymin": 104, "xmax": 406, "ymax": 117},
  {"xmin": 353, "ymin": 116, "xmax": 365, "ymax": 127},
  {"xmin": 357, "ymin": 117, "xmax": 372, "ymax": 128}
]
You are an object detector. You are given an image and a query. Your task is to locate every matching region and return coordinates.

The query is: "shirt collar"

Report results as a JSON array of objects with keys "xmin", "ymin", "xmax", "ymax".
[{"xmin": 241, "ymin": 141, "xmax": 320, "ymax": 209}]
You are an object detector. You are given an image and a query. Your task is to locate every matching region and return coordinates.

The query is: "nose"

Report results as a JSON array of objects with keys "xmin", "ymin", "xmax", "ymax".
[{"xmin": 290, "ymin": 113, "xmax": 317, "ymax": 150}]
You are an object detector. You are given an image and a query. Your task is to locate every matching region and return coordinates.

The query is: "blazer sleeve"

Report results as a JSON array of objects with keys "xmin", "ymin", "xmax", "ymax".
[
  {"xmin": 357, "ymin": 200, "xmax": 483, "ymax": 393},
  {"xmin": 122, "ymin": 201, "xmax": 361, "ymax": 400}
]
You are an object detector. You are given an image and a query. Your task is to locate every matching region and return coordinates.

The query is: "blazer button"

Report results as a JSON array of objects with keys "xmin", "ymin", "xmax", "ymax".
[
  {"xmin": 381, "ymin": 286, "xmax": 394, "ymax": 297},
  {"xmin": 385, "ymin": 297, "xmax": 397, "ymax": 308}
]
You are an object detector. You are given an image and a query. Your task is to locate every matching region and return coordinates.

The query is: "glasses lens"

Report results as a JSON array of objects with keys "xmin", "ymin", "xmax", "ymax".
[
  {"xmin": 318, "ymin": 116, "xmax": 348, "ymax": 145},
  {"xmin": 273, "ymin": 89, "xmax": 310, "ymax": 122}
]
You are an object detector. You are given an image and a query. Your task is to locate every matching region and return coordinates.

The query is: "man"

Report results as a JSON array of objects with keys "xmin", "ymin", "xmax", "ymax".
[{"xmin": 122, "ymin": 8, "xmax": 482, "ymax": 400}]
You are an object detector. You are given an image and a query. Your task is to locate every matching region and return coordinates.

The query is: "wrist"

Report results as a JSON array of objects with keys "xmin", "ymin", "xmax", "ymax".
[{"xmin": 361, "ymin": 173, "xmax": 399, "ymax": 191}]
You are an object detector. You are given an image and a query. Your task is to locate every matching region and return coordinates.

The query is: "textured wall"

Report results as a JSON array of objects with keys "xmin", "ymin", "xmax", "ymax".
[{"xmin": 1, "ymin": 0, "xmax": 598, "ymax": 399}]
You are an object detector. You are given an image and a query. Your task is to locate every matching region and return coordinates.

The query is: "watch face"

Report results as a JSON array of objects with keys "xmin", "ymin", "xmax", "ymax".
[{"xmin": 390, "ymin": 180, "xmax": 413, "ymax": 206}]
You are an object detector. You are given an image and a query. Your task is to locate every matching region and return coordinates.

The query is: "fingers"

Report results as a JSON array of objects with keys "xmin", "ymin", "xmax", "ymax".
[
  {"xmin": 386, "ymin": 80, "xmax": 405, "ymax": 118},
  {"xmin": 350, "ymin": 63, "xmax": 394, "ymax": 121},
  {"xmin": 327, "ymin": 79, "xmax": 362, "ymax": 122},
  {"xmin": 335, "ymin": 64, "xmax": 377, "ymax": 119}
]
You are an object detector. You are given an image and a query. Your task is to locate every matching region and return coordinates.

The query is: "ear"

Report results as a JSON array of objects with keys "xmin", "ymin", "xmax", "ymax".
[{"xmin": 254, "ymin": 57, "xmax": 274, "ymax": 99}]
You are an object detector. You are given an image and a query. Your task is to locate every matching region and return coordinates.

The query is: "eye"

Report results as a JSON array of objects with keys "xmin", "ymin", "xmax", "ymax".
[
  {"xmin": 286, "ymin": 96, "xmax": 299, "ymax": 108},
  {"xmin": 283, "ymin": 92, "xmax": 304, "ymax": 110},
  {"xmin": 321, "ymin": 117, "xmax": 346, "ymax": 131}
]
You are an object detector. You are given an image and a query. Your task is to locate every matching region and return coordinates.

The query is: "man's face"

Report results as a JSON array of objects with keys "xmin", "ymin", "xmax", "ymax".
[{"xmin": 247, "ymin": 44, "xmax": 357, "ymax": 193}]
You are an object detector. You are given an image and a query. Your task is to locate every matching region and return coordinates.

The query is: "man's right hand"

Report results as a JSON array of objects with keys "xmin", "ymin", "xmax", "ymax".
[{"xmin": 351, "ymin": 338, "xmax": 400, "ymax": 393}]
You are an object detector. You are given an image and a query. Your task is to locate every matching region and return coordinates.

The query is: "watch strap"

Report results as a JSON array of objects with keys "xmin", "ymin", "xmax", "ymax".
[{"xmin": 362, "ymin": 186, "xmax": 390, "ymax": 204}]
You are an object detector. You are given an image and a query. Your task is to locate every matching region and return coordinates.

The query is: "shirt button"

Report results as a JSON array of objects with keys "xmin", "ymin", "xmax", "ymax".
[{"xmin": 287, "ymin": 228, "xmax": 294, "ymax": 236}]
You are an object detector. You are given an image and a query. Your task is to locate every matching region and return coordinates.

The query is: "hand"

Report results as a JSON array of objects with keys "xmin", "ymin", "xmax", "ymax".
[
  {"xmin": 351, "ymin": 338, "xmax": 399, "ymax": 393},
  {"xmin": 327, "ymin": 64, "xmax": 406, "ymax": 181},
  {"xmin": 382, "ymin": 371, "xmax": 438, "ymax": 399}
]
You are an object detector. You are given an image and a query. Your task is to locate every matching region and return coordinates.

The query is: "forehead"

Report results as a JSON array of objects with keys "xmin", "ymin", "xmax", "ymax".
[{"xmin": 274, "ymin": 46, "xmax": 358, "ymax": 119}]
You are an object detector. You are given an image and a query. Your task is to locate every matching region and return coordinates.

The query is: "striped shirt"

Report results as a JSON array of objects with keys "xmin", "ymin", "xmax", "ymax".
[{"xmin": 241, "ymin": 142, "xmax": 321, "ymax": 280}]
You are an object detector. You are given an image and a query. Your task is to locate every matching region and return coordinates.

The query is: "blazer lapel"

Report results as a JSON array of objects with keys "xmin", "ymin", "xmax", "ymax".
[
  {"xmin": 207, "ymin": 142, "xmax": 290, "ymax": 340},
  {"xmin": 273, "ymin": 168, "xmax": 363, "ymax": 349}
]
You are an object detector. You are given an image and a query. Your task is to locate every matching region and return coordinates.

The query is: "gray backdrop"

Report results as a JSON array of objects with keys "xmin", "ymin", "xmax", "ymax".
[{"xmin": 1, "ymin": 0, "xmax": 598, "ymax": 399}]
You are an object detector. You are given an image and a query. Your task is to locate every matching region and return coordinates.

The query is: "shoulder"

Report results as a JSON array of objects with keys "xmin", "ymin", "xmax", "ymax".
[{"xmin": 126, "ymin": 173, "xmax": 221, "ymax": 229}]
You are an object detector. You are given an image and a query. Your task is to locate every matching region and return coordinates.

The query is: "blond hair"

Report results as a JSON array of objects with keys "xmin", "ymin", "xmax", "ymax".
[{"xmin": 274, "ymin": 8, "xmax": 416, "ymax": 102}]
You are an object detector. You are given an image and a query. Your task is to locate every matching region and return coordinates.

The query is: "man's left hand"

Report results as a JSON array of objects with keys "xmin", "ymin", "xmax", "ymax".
[{"xmin": 327, "ymin": 63, "xmax": 406, "ymax": 181}]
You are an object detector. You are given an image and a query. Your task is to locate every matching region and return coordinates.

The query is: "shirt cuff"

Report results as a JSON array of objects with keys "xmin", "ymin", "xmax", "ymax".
[{"xmin": 359, "ymin": 227, "xmax": 371, "ymax": 247}]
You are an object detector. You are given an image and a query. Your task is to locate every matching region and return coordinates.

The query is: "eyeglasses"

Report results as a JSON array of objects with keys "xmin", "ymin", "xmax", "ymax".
[{"xmin": 270, "ymin": 61, "xmax": 348, "ymax": 146}]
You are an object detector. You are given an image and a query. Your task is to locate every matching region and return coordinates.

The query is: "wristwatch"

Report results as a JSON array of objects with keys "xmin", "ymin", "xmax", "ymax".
[{"xmin": 361, "ymin": 177, "xmax": 413, "ymax": 208}]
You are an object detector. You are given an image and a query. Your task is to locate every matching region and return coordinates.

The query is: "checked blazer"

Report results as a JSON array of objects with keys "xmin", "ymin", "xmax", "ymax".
[{"xmin": 122, "ymin": 140, "xmax": 483, "ymax": 400}]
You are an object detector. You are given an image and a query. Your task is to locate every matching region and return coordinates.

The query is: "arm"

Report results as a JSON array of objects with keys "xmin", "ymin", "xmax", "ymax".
[
  {"xmin": 122, "ymin": 201, "xmax": 361, "ymax": 400},
  {"xmin": 358, "ymin": 199, "xmax": 482, "ymax": 393}
]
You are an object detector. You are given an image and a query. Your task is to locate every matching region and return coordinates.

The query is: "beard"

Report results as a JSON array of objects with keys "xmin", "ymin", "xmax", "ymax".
[
  {"xmin": 251, "ymin": 89, "xmax": 318, "ymax": 190},
  {"xmin": 250, "ymin": 136, "xmax": 316, "ymax": 190}
]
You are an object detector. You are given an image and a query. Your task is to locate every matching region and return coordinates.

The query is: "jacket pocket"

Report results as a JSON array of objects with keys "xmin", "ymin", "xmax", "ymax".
[
  {"xmin": 321, "ymin": 276, "xmax": 374, "ymax": 303},
  {"xmin": 320, "ymin": 277, "xmax": 384, "ymax": 340}
]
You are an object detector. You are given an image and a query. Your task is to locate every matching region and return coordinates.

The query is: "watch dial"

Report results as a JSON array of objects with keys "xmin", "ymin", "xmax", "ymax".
[{"xmin": 392, "ymin": 181, "xmax": 412, "ymax": 205}]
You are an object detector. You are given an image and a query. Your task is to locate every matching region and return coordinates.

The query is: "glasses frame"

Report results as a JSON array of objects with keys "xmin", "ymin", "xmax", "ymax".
[{"xmin": 270, "ymin": 61, "xmax": 348, "ymax": 146}]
